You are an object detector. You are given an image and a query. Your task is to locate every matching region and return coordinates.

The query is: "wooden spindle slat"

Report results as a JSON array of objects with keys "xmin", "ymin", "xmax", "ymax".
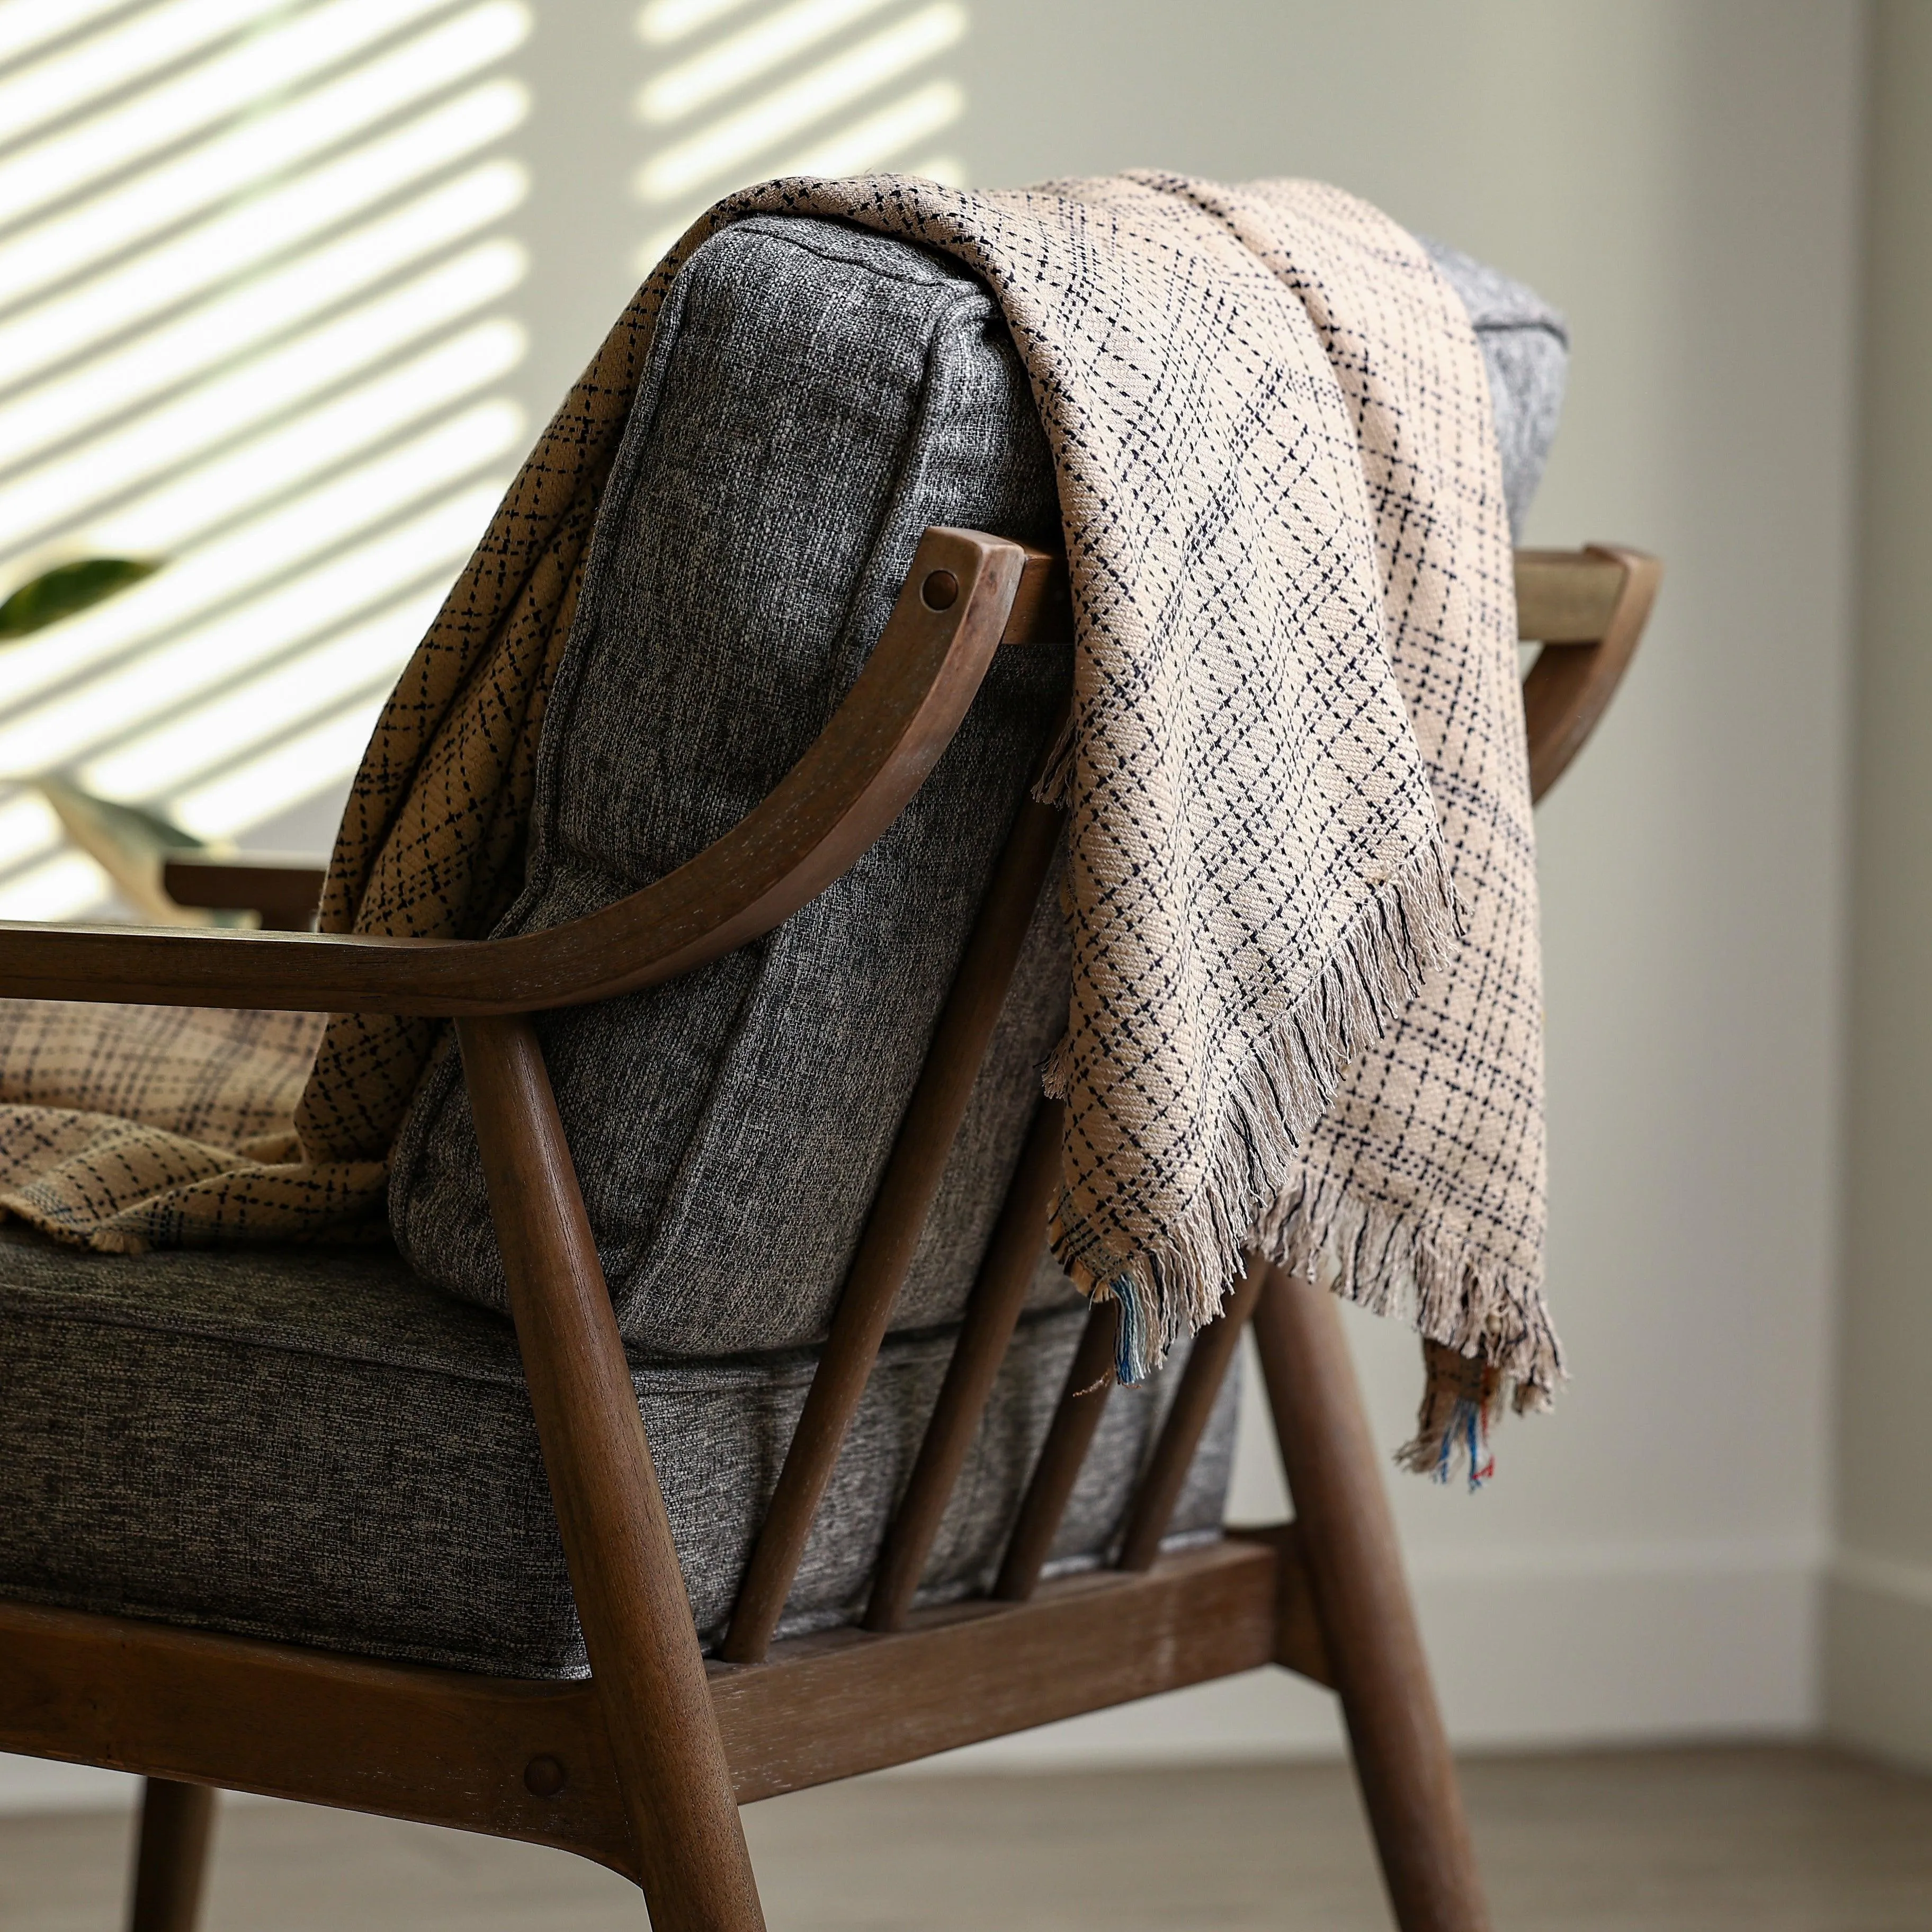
[
  {"xmin": 865, "ymin": 1099, "xmax": 1065, "ymax": 1632},
  {"xmin": 1115, "ymin": 1260, "xmax": 1262, "ymax": 1572},
  {"xmin": 992, "ymin": 1296, "xmax": 1119, "ymax": 1602},
  {"xmin": 720, "ymin": 794, "xmax": 1064, "ymax": 1663}
]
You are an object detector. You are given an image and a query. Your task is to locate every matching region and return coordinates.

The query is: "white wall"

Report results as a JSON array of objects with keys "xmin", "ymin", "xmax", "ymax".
[{"xmin": 0, "ymin": 0, "xmax": 1870, "ymax": 1806}]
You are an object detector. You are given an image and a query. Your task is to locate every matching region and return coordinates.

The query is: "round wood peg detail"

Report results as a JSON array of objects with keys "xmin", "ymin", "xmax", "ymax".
[
  {"xmin": 920, "ymin": 568, "xmax": 959, "ymax": 610},
  {"xmin": 523, "ymin": 1754, "xmax": 568, "ymax": 1798}
]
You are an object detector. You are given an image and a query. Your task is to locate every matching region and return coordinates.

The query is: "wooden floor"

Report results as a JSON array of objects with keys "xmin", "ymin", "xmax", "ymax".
[{"xmin": 1, "ymin": 1747, "xmax": 1928, "ymax": 1930}]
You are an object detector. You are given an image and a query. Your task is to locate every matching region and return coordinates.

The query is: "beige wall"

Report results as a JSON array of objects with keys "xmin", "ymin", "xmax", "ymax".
[{"xmin": 1827, "ymin": 0, "xmax": 1932, "ymax": 1772}]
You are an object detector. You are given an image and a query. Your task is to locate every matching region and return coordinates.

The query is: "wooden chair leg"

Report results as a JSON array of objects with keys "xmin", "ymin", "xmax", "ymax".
[
  {"xmin": 460, "ymin": 1015, "xmax": 765, "ymax": 1932},
  {"xmin": 1250, "ymin": 1266, "xmax": 1490, "ymax": 1932},
  {"xmin": 127, "ymin": 1778, "xmax": 217, "ymax": 1932}
]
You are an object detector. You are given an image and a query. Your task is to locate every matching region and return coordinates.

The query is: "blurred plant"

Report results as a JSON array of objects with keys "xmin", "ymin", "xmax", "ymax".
[
  {"xmin": 34, "ymin": 774, "xmax": 241, "ymax": 926},
  {"xmin": 0, "ymin": 556, "xmax": 230, "ymax": 920},
  {"xmin": 0, "ymin": 556, "xmax": 158, "ymax": 639}
]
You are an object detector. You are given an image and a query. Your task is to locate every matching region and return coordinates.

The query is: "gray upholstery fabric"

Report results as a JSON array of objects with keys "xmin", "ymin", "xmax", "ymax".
[
  {"xmin": 1423, "ymin": 236, "xmax": 1570, "ymax": 538},
  {"xmin": 391, "ymin": 217, "xmax": 1074, "ymax": 1357},
  {"xmin": 0, "ymin": 1227, "xmax": 1232, "ymax": 1677}
]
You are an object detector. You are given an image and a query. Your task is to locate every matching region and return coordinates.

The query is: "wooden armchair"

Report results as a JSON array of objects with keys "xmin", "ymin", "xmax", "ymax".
[{"xmin": 0, "ymin": 527, "xmax": 1657, "ymax": 1932}]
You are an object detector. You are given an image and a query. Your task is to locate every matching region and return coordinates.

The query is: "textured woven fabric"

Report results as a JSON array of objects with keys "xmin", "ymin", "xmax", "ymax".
[
  {"xmin": 0, "ymin": 1003, "xmax": 324, "ymax": 1213},
  {"xmin": 1142, "ymin": 181, "xmax": 1554, "ymax": 1443},
  {"xmin": 0, "ymin": 1227, "xmax": 1233, "ymax": 1674},
  {"xmin": 0, "ymin": 1002, "xmax": 342, "ymax": 1244},
  {"xmin": 392, "ymin": 216, "xmax": 1076, "ymax": 1352},
  {"xmin": 649, "ymin": 177, "xmax": 1550, "ymax": 1454},
  {"xmin": 0, "ymin": 174, "xmax": 1555, "ymax": 1463},
  {"xmin": 392, "ymin": 219, "xmax": 1566, "ymax": 1388}
]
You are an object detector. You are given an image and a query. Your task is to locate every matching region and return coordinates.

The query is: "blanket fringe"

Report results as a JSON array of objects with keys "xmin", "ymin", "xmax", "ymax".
[
  {"xmin": 1049, "ymin": 829, "xmax": 1564, "ymax": 1432},
  {"xmin": 1255, "ymin": 1159, "xmax": 1563, "ymax": 1409},
  {"xmin": 1031, "ymin": 702, "xmax": 1080, "ymax": 810},
  {"xmin": 1051, "ymin": 832, "xmax": 1476, "ymax": 1372}
]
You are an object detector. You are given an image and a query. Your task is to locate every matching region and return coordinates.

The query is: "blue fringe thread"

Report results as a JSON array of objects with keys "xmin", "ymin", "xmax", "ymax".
[
  {"xmin": 1407, "ymin": 1337, "xmax": 1501, "ymax": 1490},
  {"xmin": 1099, "ymin": 1280, "xmax": 1504, "ymax": 1490}
]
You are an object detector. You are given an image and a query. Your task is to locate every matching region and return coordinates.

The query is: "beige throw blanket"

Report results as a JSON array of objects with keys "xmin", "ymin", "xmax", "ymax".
[{"xmin": 0, "ymin": 174, "xmax": 1553, "ymax": 1477}]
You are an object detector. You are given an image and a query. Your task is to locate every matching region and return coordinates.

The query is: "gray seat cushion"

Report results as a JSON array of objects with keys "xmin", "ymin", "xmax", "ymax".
[{"xmin": 0, "ymin": 1228, "xmax": 1233, "ymax": 1677}]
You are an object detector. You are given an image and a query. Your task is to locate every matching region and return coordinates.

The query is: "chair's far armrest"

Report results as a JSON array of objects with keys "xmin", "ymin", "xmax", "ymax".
[
  {"xmin": 162, "ymin": 854, "xmax": 329, "ymax": 931},
  {"xmin": 0, "ymin": 527, "xmax": 1037, "ymax": 1017},
  {"xmin": 1517, "ymin": 543, "xmax": 1661, "ymax": 802}
]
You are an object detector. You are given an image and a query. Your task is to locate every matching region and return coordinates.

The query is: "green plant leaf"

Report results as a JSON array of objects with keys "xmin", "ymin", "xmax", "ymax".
[{"xmin": 0, "ymin": 557, "xmax": 159, "ymax": 638}]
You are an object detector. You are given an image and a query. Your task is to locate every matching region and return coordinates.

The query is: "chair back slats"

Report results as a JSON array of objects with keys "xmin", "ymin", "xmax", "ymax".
[
  {"xmin": 1114, "ymin": 1260, "xmax": 1263, "ymax": 1572},
  {"xmin": 718, "ymin": 791, "xmax": 1066, "ymax": 1663},
  {"xmin": 991, "ymin": 1298, "xmax": 1121, "ymax": 1602},
  {"xmin": 865, "ymin": 1098, "xmax": 1066, "ymax": 1632}
]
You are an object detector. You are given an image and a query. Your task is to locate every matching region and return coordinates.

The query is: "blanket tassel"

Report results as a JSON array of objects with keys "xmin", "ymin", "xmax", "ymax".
[{"xmin": 1399, "ymin": 1337, "xmax": 1500, "ymax": 1489}]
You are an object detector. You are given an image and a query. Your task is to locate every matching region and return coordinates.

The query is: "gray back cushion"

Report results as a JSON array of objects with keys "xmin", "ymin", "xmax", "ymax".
[
  {"xmin": 1423, "ymin": 236, "xmax": 1570, "ymax": 538},
  {"xmin": 391, "ymin": 215, "xmax": 1568, "ymax": 1358},
  {"xmin": 391, "ymin": 217, "xmax": 1073, "ymax": 1355}
]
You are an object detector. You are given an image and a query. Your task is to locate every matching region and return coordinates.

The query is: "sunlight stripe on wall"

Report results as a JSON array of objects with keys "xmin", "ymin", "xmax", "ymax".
[
  {"xmin": 774, "ymin": 78, "xmax": 961, "ymax": 177},
  {"xmin": 0, "ymin": 88, "xmax": 529, "ymax": 391},
  {"xmin": 0, "ymin": 294, "xmax": 525, "ymax": 555},
  {"xmin": 0, "ymin": 1, "xmax": 534, "ymax": 919},
  {"xmin": 0, "ymin": 2, "xmax": 526, "ymax": 307},
  {"xmin": 83, "ymin": 589, "xmax": 449, "ymax": 801},
  {"xmin": 0, "ymin": 0, "xmax": 133, "ymax": 72},
  {"xmin": 0, "ymin": 452, "xmax": 511, "ymax": 774},
  {"xmin": 638, "ymin": 0, "xmax": 898, "ymax": 123},
  {"xmin": 0, "ymin": 222, "xmax": 525, "ymax": 481},
  {"xmin": 0, "ymin": 0, "xmax": 284, "ymax": 153},
  {"xmin": 639, "ymin": 0, "xmax": 764, "ymax": 46},
  {"xmin": 637, "ymin": 4, "xmax": 964, "ymax": 202},
  {"xmin": 0, "ymin": 0, "xmax": 465, "ymax": 236},
  {"xmin": 89, "ymin": 325, "xmax": 527, "ymax": 557},
  {"xmin": 175, "ymin": 700, "xmax": 405, "ymax": 843}
]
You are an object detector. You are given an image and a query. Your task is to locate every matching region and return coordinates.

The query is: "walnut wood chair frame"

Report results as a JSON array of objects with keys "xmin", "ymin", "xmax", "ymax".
[{"xmin": 0, "ymin": 528, "xmax": 1659, "ymax": 1932}]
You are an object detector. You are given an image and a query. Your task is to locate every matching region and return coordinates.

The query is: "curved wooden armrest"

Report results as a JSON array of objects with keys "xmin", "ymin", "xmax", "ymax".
[
  {"xmin": 0, "ymin": 528, "xmax": 1044, "ymax": 1016},
  {"xmin": 1517, "ymin": 543, "xmax": 1661, "ymax": 801},
  {"xmin": 0, "ymin": 537, "xmax": 1642, "ymax": 1017}
]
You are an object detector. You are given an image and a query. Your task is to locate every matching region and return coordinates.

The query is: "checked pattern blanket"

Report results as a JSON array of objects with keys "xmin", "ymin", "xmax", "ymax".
[{"xmin": 0, "ymin": 174, "xmax": 1554, "ymax": 1474}]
